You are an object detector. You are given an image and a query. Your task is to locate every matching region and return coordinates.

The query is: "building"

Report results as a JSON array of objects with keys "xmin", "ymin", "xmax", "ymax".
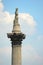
[{"xmin": 7, "ymin": 8, "xmax": 25, "ymax": 65}]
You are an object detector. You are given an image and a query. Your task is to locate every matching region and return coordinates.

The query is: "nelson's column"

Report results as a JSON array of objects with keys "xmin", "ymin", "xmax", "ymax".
[{"xmin": 7, "ymin": 8, "xmax": 25, "ymax": 65}]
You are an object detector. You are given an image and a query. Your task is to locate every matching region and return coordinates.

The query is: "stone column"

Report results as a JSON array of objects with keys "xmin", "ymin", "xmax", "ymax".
[
  {"xmin": 12, "ymin": 45, "xmax": 21, "ymax": 65},
  {"xmin": 7, "ymin": 8, "xmax": 25, "ymax": 65}
]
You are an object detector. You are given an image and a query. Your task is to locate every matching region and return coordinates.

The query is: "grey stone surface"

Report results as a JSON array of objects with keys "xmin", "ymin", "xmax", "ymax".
[
  {"xmin": 7, "ymin": 8, "xmax": 25, "ymax": 65},
  {"xmin": 12, "ymin": 8, "xmax": 21, "ymax": 33},
  {"xmin": 12, "ymin": 45, "xmax": 21, "ymax": 65}
]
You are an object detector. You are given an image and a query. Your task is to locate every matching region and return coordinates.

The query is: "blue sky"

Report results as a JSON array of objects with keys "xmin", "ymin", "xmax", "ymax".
[{"xmin": 0, "ymin": 0, "xmax": 43, "ymax": 65}]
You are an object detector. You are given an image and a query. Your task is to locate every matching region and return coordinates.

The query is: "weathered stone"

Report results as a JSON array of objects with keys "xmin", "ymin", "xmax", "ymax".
[{"xmin": 7, "ymin": 8, "xmax": 25, "ymax": 65}]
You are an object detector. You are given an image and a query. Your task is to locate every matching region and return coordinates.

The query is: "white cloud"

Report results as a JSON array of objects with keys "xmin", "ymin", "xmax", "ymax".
[
  {"xmin": 19, "ymin": 13, "xmax": 37, "ymax": 27},
  {"xmin": 0, "ymin": 60, "xmax": 2, "ymax": 64},
  {"xmin": 0, "ymin": 1, "xmax": 43, "ymax": 65},
  {"xmin": 0, "ymin": 0, "xmax": 2, "ymax": 2},
  {"xmin": 0, "ymin": 47, "xmax": 11, "ymax": 65},
  {"xmin": 0, "ymin": 11, "xmax": 14, "ymax": 23},
  {"xmin": 0, "ymin": 46, "xmax": 11, "ymax": 56},
  {"xmin": 19, "ymin": 13, "xmax": 37, "ymax": 35},
  {"xmin": 37, "ymin": 35, "xmax": 43, "ymax": 40},
  {"xmin": 22, "ymin": 44, "xmax": 43, "ymax": 65},
  {"xmin": 0, "ymin": 12, "xmax": 37, "ymax": 35},
  {"xmin": 22, "ymin": 44, "xmax": 42, "ymax": 61},
  {"xmin": 0, "ymin": 45, "xmax": 43, "ymax": 65},
  {"xmin": 0, "ymin": 2, "xmax": 4, "ymax": 11},
  {"xmin": 0, "ymin": 1, "xmax": 14, "ymax": 23},
  {"xmin": 0, "ymin": 2, "xmax": 37, "ymax": 36},
  {"xmin": 3, "ymin": 11, "xmax": 14, "ymax": 23}
]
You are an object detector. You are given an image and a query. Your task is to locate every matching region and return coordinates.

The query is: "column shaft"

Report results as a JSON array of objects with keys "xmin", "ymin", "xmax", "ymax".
[{"xmin": 12, "ymin": 45, "xmax": 21, "ymax": 65}]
